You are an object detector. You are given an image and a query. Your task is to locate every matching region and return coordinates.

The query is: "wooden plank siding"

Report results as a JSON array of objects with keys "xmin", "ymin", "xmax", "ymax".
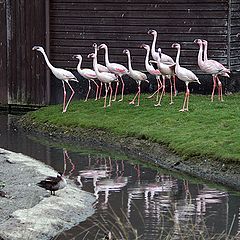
[
  {"xmin": 0, "ymin": 0, "xmax": 8, "ymax": 105},
  {"xmin": 4, "ymin": 0, "xmax": 49, "ymax": 106},
  {"xmin": 49, "ymin": 0, "xmax": 230, "ymax": 77}
]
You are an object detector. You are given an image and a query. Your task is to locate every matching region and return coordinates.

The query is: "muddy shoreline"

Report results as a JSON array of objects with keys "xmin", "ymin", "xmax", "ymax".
[{"xmin": 18, "ymin": 116, "xmax": 240, "ymax": 191}]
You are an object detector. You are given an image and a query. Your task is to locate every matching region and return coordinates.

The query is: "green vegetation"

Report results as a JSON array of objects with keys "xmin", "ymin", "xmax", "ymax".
[{"xmin": 23, "ymin": 93, "xmax": 240, "ymax": 162}]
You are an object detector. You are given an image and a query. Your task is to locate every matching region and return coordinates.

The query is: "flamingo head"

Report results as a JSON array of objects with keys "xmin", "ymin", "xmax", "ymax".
[
  {"xmin": 171, "ymin": 43, "xmax": 180, "ymax": 49},
  {"xmin": 92, "ymin": 43, "xmax": 98, "ymax": 49},
  {"xmin": 147, "ymin": 29, "xmax": 157, "ymax": 36},
  {"xmin": 32, "ymin": 46, "xmax": 44, "ymax": 52},
  {"xmin": 202, "ymin": 39, "xmax": 208, "ymax": 46},
  {"xmin": 98, "ymin": 43, "xmax": 107, "ymax": 50},
  {"xmin": 87, "ymin": 53, "xmax": 95, "ymax": 59},
  {"xmin": 194, "ymin": 39, "xmax": 202, "ymax": 45},
  {"xmin": 237, "ymin": 33, "xmax": 240, "ymax": 38},
  {"xmin": 123, "ymin": 49, "xmax": 130, "ymax": 55},
  {"xmin": 72, "ymin": 54, "xmax": 82, "ymax": 60},
  {"xmin": 140, "ymin": 44, "xmax": 149, "ymax": 50}
]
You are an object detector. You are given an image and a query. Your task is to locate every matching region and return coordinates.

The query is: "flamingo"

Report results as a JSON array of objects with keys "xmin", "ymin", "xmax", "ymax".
[
  {"xmin": 201, "ymin": 39, "xmax": 230, "ymax": 102},
  {"xmin": 88, "ymin": 53, "xmax": 118, "ymax": 108},
  {"xmin": 123, "ymin": 49, "xmax": 149, "ymax": 106},
  {"xmin": 32, "ymin": 46, "xmax": 78, "ymax": 113},
  {"xmin": 150, "ymin": 48, "xmax": 175, "ymax": 106},
  {"xmin": 73, "ymin": 54, "xmax": 99, "ymax": 101},
  {"xmin": 171, "ymin": 43, "xmax": 201, "ymax": 112},
  {"xmin": 148, "ymin": 29, "xmax": 177, "ymax": 96},
  {"xmin": 140, "ymin": 44, "xmax": 163, "ymax": 103},
  {"xmin": 98, "ymin": 43, "xmax": 128, "ymax": 102},
  {"xmin": 92, "ymin": 43, "xmax": 111, "ymax": 99}
]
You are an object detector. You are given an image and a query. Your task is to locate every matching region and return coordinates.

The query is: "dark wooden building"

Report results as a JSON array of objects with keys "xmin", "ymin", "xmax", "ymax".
[{"xmin": 1, "ymin": 0, "xmax": 240, "ymax": 107}]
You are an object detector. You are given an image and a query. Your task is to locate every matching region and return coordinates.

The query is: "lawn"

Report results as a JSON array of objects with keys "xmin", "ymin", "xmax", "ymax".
[{"xmin": 23, "ymin": 93, "xmax": 240, "ymax": 162}]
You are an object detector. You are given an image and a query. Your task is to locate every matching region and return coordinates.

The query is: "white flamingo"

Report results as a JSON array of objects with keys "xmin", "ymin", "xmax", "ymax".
[
  {"xmin": 148, "ymin": 29, "xmax": 177, "ymax": 96},
  {"xmin": 88, "ymin": 53, "xmax": 118, "ymax": 108},
  {"xmin": 98, "ymin": 43, "xmax": 128, "ymax": 102},
  {"xmin": 201, "ymin": 39, "xmax": 230, "ymax": 102},
  {"xmin": 92, "ymin": 43, "xmax": 111, "ymax": 99},
  {"xmin": 123, "ymin": 49, "xmax": 149, "ymax": 106},
  {"xmin": 73, "ymin": 54, "xmax": 99, "ymax": 101},
  {"xmin": 140, "ymin": 44, "xmax": 163, "ymax": 103},
  {"xmin": 32, "ymin": 46, "xmax": 78, "ymax": 113},
  {"xmin": 172, "ymin": 43, "xmax": 201, "ymax": 112}
]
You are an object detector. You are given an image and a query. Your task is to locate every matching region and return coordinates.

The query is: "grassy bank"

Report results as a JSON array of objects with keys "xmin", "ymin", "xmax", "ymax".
[{"xmin": 22, "ymin": 93, "xmax": 240, "ymax": 163}]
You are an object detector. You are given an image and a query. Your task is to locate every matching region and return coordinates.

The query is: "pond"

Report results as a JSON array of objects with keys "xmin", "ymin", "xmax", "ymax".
[{"xmin": 0, "ymin": 113, "xmax": 240, "ymax": 239}]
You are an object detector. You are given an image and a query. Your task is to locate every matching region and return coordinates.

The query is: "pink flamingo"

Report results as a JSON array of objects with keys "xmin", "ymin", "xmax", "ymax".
[
  {"xmin": 88, "ymin": 53, "xmax": 118, "ymax": 108},
  {"xmin": 201, "ymin": 39, "xmax": 230, "ymax": 102},
  {"xmin": 123, "ymin": 49, "xmax": 149, "ymax": 106},
  {"xmin": 140, "ymin": 44, "xmax": 163, "ymax": 103},
  {"xmin": 73, "ymin": 54, "xmax": 99, "ymax": 101},
  {"xmin": 32, "ymin": 46, "xmax": 78, "ymax": 113},
  {"xmin": 150, "ymin": 48, "xmax": 175, "ymax": 106},
  {"xmin": 98, "ymin": 43, "xmax": 129, "ymax": 102},
  {"xmin": 194, "ymin": 39, "xmax": 230, "ymax": 102},
  {"xmin": 148, "ymin": 29, "xmax": 177, "ymax": 96},
  {"xmin": 92, "ymin": 43, "xmax": 110, "ymax": 99},
  {"xmin": 172, "ymin": 43, "xmax": 201, "ymax": 112}
]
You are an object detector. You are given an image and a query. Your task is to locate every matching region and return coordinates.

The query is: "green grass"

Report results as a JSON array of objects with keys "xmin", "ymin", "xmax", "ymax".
[{"xmin": 22, "ymin": 93, "xmax": 240, "ymax": 163}]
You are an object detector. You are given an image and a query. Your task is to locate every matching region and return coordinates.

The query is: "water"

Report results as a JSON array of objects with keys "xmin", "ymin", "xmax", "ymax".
[{"xmin": 1, "ymin": 113, "xmax": 240, "ymax": 239}]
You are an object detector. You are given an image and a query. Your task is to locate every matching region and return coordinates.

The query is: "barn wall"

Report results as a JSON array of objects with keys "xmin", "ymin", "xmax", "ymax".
[
  {"xmin": 0, "ymin": 1, "xmax": 8, "ymax": 105},
  {"xmin": 6, "ymin": 0, "xmax": 49, "ymax": 106},
  {"xmin": 49, "ymin": 0, "xmax": 230, "ymax": 75}
]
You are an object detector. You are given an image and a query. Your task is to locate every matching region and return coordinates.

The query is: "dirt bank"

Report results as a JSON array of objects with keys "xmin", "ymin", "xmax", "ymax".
[
  {"xmin": 0, "ymin": 148, "xmax": 95, "ymax": 240},
  {"xmin": 18, "ymin": 116, "xmax": 240, "ymax": 191}
]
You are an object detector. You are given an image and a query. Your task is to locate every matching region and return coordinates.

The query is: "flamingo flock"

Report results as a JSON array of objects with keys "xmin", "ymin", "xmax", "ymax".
[{"xmin": 32, "ymin": 30, "xmax": 230, "ymax": 113}]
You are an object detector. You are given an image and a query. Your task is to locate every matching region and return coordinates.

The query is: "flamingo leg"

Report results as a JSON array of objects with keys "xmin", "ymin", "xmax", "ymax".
[
  {"xmin": 103, "ymin": 83, "xmax": 108, "ymax": 108},
  {"xmin": 129, "ymin": 82, "xmax": 140, "ymax": 105},
  {"xmin": 154, "ymin": 84, "xmax": 165, "ymax": 107},
  {"xmin": 118, "ymin": 76, "xmax": 125, "ymax": 102},
  {"xmin": 91, "ymin": 79, "xmax": 99, "ymax": 101},
  {"xmin": 137, "ymin": 83, "xmax": 141, "ymax": 107},
  {"xmin": 173, "ymin": 75, "xmax": 177, "ymax": 96},
  {"xmin": 216, "ymin": 76, "xmax": 224, "ymax": 102},
  {"xmin": 113, "ymin": 80, "xmax": 119, "ymax": 101},
  {"xmin": 147, "ymin": 76, "xmax": 162, "ymax": 100},
  {"xmin": 98, "ymin": 82, "xmax": 103, "ymax": 99},
  {"xmin": 85, "ymin": 80, "xmax": 91, "ymax": 102},
  {"xmin": 185, "ymin": 86, "xmax": 190, "ymax": 111},
  {"xmin": 62, "ymin": 80, "xmax": 67, "ymax": 113},
  {"xmin": 64, "ymin": 81, "xmax": 75, "ymax": 112},
  {"xmin": 107, "ymin": 83, "xmax": 113, "ymax": 107},
  {"xmin": 162, "ymin": 76, "xmax": 166, "ymax": 95},
  {"xmin": 169, "ymin": 76, "xmax": 174, "ymax": 105},
  {"xmin": 179, "ymin": 84, "xmax": 189, "ymax": 112},
  {"xmin": 211, "ymin": 76, "xmax": 217, "ymax": 102}
]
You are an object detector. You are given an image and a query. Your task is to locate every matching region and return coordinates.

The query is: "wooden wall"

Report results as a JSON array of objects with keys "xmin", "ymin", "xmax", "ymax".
[
  {"xmin": 49, "ymin": 0, "xmax": 231, "ymax": 75},
  {"xmin": 0, "ymin": 1, "xmax": 8, "ymax": 105},
  {"xmin": 0, "ymin": 0, "xmax": 49, "ymax": 107}
]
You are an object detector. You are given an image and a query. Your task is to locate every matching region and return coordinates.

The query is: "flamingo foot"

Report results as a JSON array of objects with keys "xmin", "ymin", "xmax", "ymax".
[
  {"xmin": 118, "ymin": 98, "xmax": 123, "ymax": 102},
  {"xmin": 112, "ymin": 98, "xmax": 116, "ymax": 102},
  {"xmin": 179, "ymin": 108, "xmax": 185, "ymax": 112},
  {"xmin": 129, "ymin": 101, "xmax": 135, "ymax": 105},
  {"xmin": 154, "ymin": 103, "xmax": 161, "ymax": 107},
  {"xmin": 169, "ymin": 101, "xmax": 174, "ymax": 105}
]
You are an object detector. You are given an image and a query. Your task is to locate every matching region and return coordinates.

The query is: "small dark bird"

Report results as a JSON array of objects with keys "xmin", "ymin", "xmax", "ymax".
[{"xmin": 37, "ymin": 173, "xmax": 67, "ymax": 195}]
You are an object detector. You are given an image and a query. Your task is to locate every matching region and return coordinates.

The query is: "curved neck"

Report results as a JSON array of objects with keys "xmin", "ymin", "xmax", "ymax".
[
  {"xmin": 197, "ymin": 43, "xmax": 205, "ymax": 67},
  {"xmin": 103, "ymin": 46, "xmax": 110, "ymax": 66},
  {"xmin": 151, "ymin": 33, "xmax": 157, "ymax": 59},
  {"xmin": 203, "ymin": 43, "xmax": 208, "ymax": 61},
  {"xmin": 175, "ymin": 47, "xmax": 181, "ymax": 67},
  {"xmin": 92, "ymin": 55, "xmax": 100, "ymax": 75},
  {"xmin": 76, "ymin": 57, "xmax": 82, "ymax": 73},
  {"xmin": 126, "ymin": 52, "xmax": 133, "ymax": 72},
  {"xmin": 40, "ymin": 49, "xmax": 55, "ymax": 72},
  {"xmin": 144, "ymin": 48, "xmax": 151, "ymax": 68}
]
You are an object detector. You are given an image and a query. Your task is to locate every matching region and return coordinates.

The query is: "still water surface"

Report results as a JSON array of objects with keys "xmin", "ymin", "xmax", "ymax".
[{"xmin": 1, "ymin": 113, "xmax": 240, "ymax": 239}]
